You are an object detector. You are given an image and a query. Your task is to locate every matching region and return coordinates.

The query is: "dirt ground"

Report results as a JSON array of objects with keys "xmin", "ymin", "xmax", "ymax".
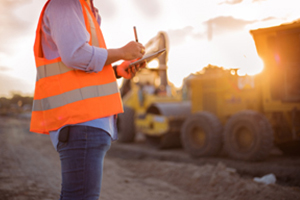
[{"xmin": 1, "ymin": 116, "xmax": 300, "ymax": 200}]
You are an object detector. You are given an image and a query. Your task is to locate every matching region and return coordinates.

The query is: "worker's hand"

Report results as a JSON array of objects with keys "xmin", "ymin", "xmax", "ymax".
[
  {"xmin": 117, "ymin": 59, "xmax": 146, "ymax": 79},
  {"xmin": 121, "ymin": 41, "xmax": 145, "ymax": 60}
]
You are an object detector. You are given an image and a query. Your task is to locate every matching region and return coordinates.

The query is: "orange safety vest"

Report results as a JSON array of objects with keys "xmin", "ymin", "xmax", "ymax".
[{"xmin": 30, "ymin": 0, "xmax": 123, "ymax": 134}]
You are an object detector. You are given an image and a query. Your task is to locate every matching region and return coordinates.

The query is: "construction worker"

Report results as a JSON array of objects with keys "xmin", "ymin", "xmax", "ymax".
[{"xmin": 30, "ymin": 0, "xmax": 145, "ymax": 199}]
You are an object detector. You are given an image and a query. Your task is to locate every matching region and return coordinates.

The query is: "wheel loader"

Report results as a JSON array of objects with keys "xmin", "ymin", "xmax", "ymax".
[
  {"xmin": 121, "ymin": 21, "xmax": 300, "ymax": 161},
  {"xmin": 117, "ymin": 31, "xmax": 190, "ymax": 148},
  {"xmin": 119, "ymin": 21, "xmax": 300, "ymax": 161},
  {"xmin": 181, "ymin": 21, "xmax": 300, "ymax": 161}
]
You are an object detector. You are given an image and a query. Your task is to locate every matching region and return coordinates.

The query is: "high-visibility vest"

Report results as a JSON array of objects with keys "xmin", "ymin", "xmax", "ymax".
[{"xmin": 30, "ymin": 0, "xmax": 123, "ymax": 134}]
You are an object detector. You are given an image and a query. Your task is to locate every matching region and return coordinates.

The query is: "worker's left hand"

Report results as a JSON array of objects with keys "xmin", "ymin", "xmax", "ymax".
[{"xmin": 117, "ymin": 59, "xmax": 146, "ymax": 79}]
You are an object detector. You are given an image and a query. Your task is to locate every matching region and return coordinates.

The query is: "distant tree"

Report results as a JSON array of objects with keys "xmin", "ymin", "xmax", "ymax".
[
  {"xmin": 0, "ymin": 93, "xmax": 33, "ymax": 115},
  {"xmin": 0, "ymin": 97, "xmax": 10, "ymax": 109},
  {"xmin": 10, "ymin": 93, "xmax": 33, "ymax": 107}
]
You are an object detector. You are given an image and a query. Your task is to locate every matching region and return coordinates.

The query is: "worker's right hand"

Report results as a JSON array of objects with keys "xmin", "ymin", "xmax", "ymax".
[
  {"xmin": 117, "ymin": 59, "xmax": 146, "ymax": 79},
  {"xmin": 120, "ymin": 41, "xmax": 145, "ymax": 60}
]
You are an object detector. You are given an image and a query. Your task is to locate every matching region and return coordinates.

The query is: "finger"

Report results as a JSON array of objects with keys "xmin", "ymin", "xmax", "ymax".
[
  {"xmin": 129, "ymin": 67, "xmax": 134, "ymax": 78},
  {"xmin": 137, "ymin": 43, "xmax": 144, "ymax": 48},
  {"xmin": 132, "ymin": 65, "xmax": 138, "ymax": 75},
  {"xmin": 131, "ymin": 66, "xmax": 136, "ymax": 74},
  {"xmin": 138, "ymin": 62, "xmax": 146, "ymax": 69},
  {"xmin": 136, "ymin": 50, "xmax": 142, "ymax": 58},
  {"xmin": 139, "ymin": 63, "xmax": 144, "ymax": 69},
  {"xmin": 140, "ymin": 47, "xmax": 145, "ymax": 55},
  {"xmin": 124, "ymin": 73, "xmax": 131, "ymax": 79},
  {"xmin": 135, "ymin": 64, "xmax": 140, "ymax": 70}
]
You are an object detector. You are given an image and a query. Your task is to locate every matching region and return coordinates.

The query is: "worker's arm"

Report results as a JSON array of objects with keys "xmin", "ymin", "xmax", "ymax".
[
  {"xmin": 43, "ymin": 0, "xmax": 145, "ymax": 73},
  {"xmin": 43, "ymin": 0, "xmax": 145, "ymax": 78},
  {"xmin": 42, "ymin": 0, "xmax": 109, "ymax": 72}
]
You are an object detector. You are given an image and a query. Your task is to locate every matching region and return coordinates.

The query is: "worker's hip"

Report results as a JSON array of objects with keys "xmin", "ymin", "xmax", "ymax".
[
  {"xmin": 57, "ymin": 125, "xmax": 111, "ymax": 200},
  {"xmin": 57, "ymin": 125, "xmax": 111, "ymax": 151}
]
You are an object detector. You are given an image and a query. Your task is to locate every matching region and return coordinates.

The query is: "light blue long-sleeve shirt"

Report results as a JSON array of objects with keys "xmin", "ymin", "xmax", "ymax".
[{"xmin": 42, "ymin": 0, "xmax": 117, "ymax": 150}]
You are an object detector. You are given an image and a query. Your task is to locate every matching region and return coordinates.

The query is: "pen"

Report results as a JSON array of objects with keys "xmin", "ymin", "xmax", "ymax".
[{"xmin": 133, "ymin": 26, "xmax": 138, "ymax": 42}]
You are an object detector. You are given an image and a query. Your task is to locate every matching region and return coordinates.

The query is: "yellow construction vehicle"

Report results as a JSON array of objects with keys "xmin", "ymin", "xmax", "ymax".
[
  {"xmin": 119, "ymin": 21, "xmax": 300, "ymax": 161},
  {"xmin": 180, "ymin": 21, "xmax": 300, "ymax": 161},
  {"xmin": 117, "ymin": 32, "xmax": 190, "ymax": 148}
]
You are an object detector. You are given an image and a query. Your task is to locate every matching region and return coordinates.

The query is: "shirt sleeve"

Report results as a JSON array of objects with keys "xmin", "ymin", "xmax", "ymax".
[{"xmin": 42, "ymin": 0, "xmax": 107, "ymax": 72}]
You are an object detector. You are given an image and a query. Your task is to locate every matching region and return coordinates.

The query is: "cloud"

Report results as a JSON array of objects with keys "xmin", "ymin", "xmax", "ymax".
[
  {"xmin": 205, "ymin": 16, "xmax": 255, "ymax": 31},
  {"xmin": 0, "ymin": 0, "xmax": 33, "ymax": 53},
  {"xmin": 204, "ymin": 16, "xmax": 255, "ymax": 40},
  {"xmin": 168, "ymin": 16, "xmax": 263, "ymax": 43},
  {"xmin": 0, "ymin": 66, "xmax": 10, "ymax": 72},
  {"xmin": 261, "ymin": 16, "xmax": 277, "ymax": 21},
  {"xmin": 218, "ymin": 0, "xmax": 268, "ymax": 5},
  {"xmin": 132, "ymin": 0, "xmax": 161, "ymax": 18},
  {"xmin": 218, "ymin": 0, "xmax": 243, "ymax": 5},
  {"xmin": 252, "ymin": 0, "xmax": 267, "ymax": 2},
  {"xmin": 168, "ymin": 15, "xmax": 277, "ymax": 44},
  {"xmin": 167, "ymin": 26, "xmax": 194, "ymax": 45},
  {"xmin": 167, "ymin": 26, "xmax": 206, "ymax": 45}
]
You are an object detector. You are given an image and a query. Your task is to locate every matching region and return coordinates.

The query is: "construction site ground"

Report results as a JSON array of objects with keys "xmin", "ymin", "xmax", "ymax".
[{"xmin": 1, "ymin": 115, "xmax": 300, "ymax": 200}]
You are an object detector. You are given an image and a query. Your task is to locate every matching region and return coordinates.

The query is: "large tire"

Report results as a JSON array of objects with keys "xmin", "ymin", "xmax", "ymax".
[
  {"xmin": 223, "ymin": 110, "xmax": 274, "ymax": 161},
  {"xmin": 117, "ymin": 106, "xmax": 135, "ymax": 143},
  {"xmin": 181, "ymin": 112, "xmax": 223, "ymax": 157}
]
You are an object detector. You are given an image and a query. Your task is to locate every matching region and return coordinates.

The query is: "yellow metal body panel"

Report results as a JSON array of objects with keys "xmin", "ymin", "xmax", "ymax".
[
  {"xmin": 251, "ymin": 21, "xmax": 300, "ymax": 113},
  {"xmin": 189, "ymin": 67, "xmax": 262, "ymax": 124},
  {"xmin": 135, "ymin": 114, "xmax": 169, "ymax": 136},
  {"xmin": 249, "ymin": 21, "xmax": 300, "ymax": 143}
]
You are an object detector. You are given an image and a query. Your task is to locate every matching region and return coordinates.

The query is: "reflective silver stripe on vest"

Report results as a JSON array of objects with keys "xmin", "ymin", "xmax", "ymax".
[
  {"xmin": 32, "ymin": 82, "xmax": 119, "ymax": 111},
  {"xmin": 36, "ymin": 62, "xmax": 73, "ymax": 82},
  {"xmin": 84, "ymin": 6, "xmax": 99, "ymax": 47}
]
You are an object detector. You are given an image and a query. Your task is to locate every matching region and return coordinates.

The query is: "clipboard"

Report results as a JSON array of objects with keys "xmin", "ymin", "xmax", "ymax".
[{"xmin": 129, "ymin": 48, "xmax": 166, "ymax": 66}]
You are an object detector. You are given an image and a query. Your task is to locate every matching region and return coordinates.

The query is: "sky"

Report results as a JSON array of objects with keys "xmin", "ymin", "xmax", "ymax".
[{"xmin": 0, "ymin": 0, "xmax": 300, "ymax": 97}]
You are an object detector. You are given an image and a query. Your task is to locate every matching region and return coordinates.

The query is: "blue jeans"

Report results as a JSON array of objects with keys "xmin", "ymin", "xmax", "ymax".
[{"xmin": 57, "ymin": 126, "xmax": 111, "ymax": 200}]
